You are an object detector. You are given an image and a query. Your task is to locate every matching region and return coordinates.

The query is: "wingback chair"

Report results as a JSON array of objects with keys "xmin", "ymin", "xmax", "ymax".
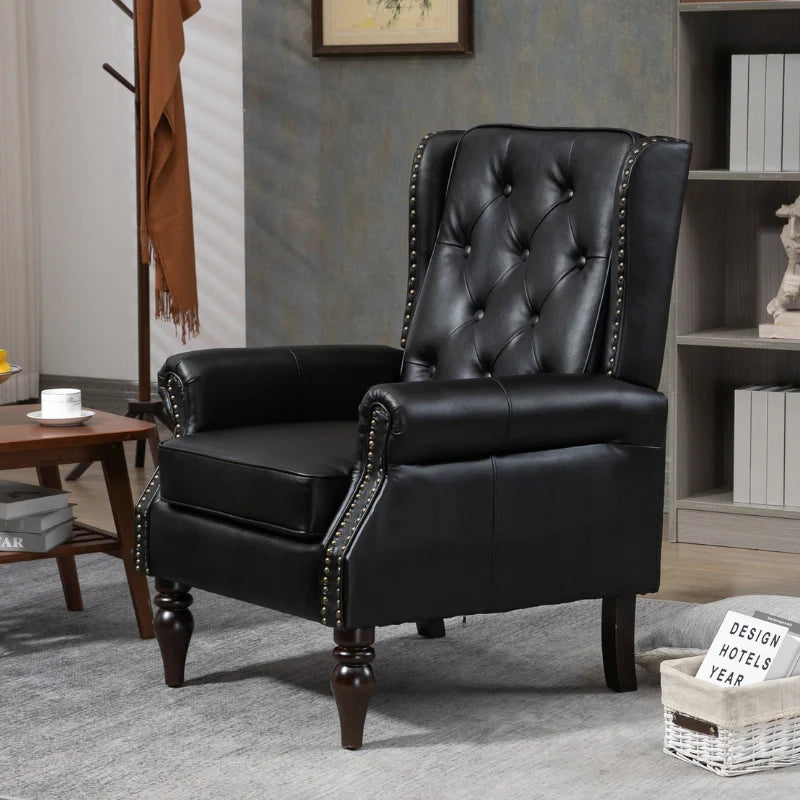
[{"xmin": 137, "ymin": 125, "xmax": 691, "ymax": 749}]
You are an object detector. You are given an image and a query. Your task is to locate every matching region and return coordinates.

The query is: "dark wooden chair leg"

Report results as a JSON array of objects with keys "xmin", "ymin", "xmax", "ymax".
[
  {"xmin": 134, "ymin": 438, "xmax": 147, "ymax": 468},
  {"xmin": 416, "ymin": 618, "xmax": 446, "ymax": 638},
  {"xmin": 154, "ymin": 578, "xmax": 194, "ymax": 687},
  {"xmin": 330, "ymin": 627, "xmax": 376, "ymax": 750},
  {"xmin": 602, "ymin": 594, "xmax": 637, "ymax": 692}
]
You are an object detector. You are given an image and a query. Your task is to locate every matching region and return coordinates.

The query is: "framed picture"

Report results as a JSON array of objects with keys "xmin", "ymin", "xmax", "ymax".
[{"xmin": 312, "ymin": 0, "xmax": 473, "ymax": 56}]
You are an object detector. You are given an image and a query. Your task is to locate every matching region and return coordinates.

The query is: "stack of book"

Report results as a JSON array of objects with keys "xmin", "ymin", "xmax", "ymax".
[
  {"xmin": 0, "ymin": 478, "xmax": 73, "ymax": 553},
  {"xmin": 733, "ymin": 385, "xmax": 800, "ymax": 506},
  {"xmin": 729, "ymin": 53, "xmax": 800, "ymax": 172}
]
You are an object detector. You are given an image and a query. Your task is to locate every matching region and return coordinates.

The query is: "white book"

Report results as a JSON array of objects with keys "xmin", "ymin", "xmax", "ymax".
[
  {"xmin": 785, "ymin": 389, "xmax": 800, "ymax": 506},
  {"xmin": 733, "ymin": 385, "xmax": 759, "ymax": 503},
  {"xmin": 0, "ymin": 520, "xmax": 73, "ymax": 553},
  {"xmin": 764, "ymin": 54, "xmax": 784, "ymax": 171},
  {"xmin": 754, "ymin": 610, "xmax": 800, "ymax": 678},
  {"xmin": 730, "ymin": 54, "xmax": 750, "ymax": 172},
  {"xmin": 783, "ymin": 54, "xmax": 800, "ymax": 172},
  {"xmin": 750, "ymin": 386, "xmax": 783, "ymax": 504},
  {"xmin": 747, "ymin": 54, "xmax": 767, "ymax": 172},
  {"xmin": 0, "ymin": 504, "xmax": 74, "ymax": 533},
  {"xmin": 0, "ymin": 479, "xmax": 69, "ymax": 520},
  {"xmin": 766, "ymin": 386, "xmax": 789, "ymax": 505},
  {"xmin": 696, "ymin": 611, "xmax": 800, "ymax": 687}
]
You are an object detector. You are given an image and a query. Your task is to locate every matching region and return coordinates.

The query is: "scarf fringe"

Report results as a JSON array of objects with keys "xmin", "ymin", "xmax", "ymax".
[{"xmin": 155, "ymin": 287, "xmax": 200, "ymax": 345}]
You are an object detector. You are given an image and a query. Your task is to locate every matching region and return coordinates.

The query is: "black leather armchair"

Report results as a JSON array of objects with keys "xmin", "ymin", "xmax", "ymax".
[{"xmin": 137, "ymin": 125, "xmax": 691, "ymax": 749}]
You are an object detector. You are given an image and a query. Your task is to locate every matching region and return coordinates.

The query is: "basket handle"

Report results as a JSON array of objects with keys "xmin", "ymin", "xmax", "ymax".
[{"xmin": 672, "ymin": 711, "xmax": 718, "ymax": 737}]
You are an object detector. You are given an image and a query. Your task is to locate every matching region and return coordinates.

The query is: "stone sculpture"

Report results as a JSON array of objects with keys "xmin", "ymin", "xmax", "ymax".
[{"xmin": 760, "ymin": 195, "xmax": 800, "ymax": 339}]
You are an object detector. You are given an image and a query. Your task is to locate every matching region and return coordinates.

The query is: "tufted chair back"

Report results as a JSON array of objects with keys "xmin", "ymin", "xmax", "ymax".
[{"xmin": 400, "ymin": 125, "xmax": 689, "ymax": 390}]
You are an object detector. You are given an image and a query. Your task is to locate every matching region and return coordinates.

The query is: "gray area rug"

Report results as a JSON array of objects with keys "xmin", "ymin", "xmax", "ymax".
[{"xmin": 2, "ymin": 555, "xmax": 798, "ymax": 800}]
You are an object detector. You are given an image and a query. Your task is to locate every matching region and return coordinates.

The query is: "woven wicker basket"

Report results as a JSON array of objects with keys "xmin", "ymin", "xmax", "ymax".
[{"xmin": 661, "ymin": 655, "xmax": 800, "ymax": 776}]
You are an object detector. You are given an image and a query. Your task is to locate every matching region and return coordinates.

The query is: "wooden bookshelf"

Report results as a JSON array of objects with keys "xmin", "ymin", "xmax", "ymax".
[{"xmin": 672, "ymin": 1, "xmax": 800, "ymax": 552}]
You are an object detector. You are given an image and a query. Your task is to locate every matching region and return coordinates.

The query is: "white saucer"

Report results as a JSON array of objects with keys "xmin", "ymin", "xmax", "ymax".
[{"xmin": 27, "ymin": 409, "xmax": 95, "ymax": 427}]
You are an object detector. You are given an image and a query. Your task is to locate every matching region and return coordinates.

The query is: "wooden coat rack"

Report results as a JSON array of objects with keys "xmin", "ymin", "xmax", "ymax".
[{"xmin": 67, "ymin": 0, "xmax": 170, "ymax": 480}]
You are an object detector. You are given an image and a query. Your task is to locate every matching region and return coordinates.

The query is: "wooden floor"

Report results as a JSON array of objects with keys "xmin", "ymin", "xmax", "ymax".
[
  {"xmin": 2, "ymin": 441, "xmax": 799, "ymax": 604},
  {"xmin": 655, "ymin": 525, "xmax": 800, "ymax": 603}
]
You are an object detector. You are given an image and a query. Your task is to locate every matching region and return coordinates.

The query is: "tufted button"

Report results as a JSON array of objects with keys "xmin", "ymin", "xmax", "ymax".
[
  {"xmin": 483, "ymin": 371, "xmax": 492, "ymax": 378},
  {"xmin": 503, "ymin": 185, "xmax": 512, "ymax": 197},
  {"xmin": 567, "ymin": 188, "xmax": 575, "ymax": 199},
  {"xmin": 530, "ymin": 314, "xmax": 540, "ymax": 327},
  {"xmin": 577, "ymin": 255, "xmax": 587, "ymax": 267},
  {"xmin": 428, "ymin": 365, "xmax": 436, "ymax": 377},
  {"xmin": 474, "ymin": 309, "xmax": 485, "ymax": 321},
  {"xmin": 522, "ymin": 249, "xmax": 530, "ymax": 261},
  {"xmin": 464, "ymin": 245, "xmax": 471, "ymax": 257}
]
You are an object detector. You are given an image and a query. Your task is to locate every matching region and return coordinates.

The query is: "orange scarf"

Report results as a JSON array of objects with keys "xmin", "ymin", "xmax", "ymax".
[{"xmin": 136, "ymin": 0, "xmax": 201, "ymax": 342}]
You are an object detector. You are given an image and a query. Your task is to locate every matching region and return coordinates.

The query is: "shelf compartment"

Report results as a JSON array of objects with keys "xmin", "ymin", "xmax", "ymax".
[
  {"xmin": 678, "ymin": 328, "xmax": 800, "ymax": 350},
  {"xmin": 676, "ymin": 181, "xmax": 791, "ymax": 337},
  {"xmin": 680, "ymin": 2, "xmax": 800, "ymax": 13},
  {"xmin": 690, "ymin": 170, "xmax": 800, "ymax": 181},
  {"xmin": 678, "ymin": 9, "xmax": 800, "ymax": 169},
  {"xmin": 673, "ymin": 347, "xmax": 800, "ymax": 512}
]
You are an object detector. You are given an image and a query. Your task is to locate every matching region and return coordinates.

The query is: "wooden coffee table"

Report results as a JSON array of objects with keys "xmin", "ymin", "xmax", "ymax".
[{"xmin": 0, "ymin": 405, "xmax": 155, "ymax": 638}]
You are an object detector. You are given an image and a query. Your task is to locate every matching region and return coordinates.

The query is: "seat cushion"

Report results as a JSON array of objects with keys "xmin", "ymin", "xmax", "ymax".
[{"xmin": 159, "ymin": 421, "xmax": 357, "ymax": 540}]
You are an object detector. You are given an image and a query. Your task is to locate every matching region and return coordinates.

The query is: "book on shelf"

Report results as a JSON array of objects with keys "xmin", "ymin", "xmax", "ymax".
[
  {"xmin": 733, "ymin": 385, "xmax": 800, "ymax": 506},
  {"xmin": 730, "ymin": 52, "xmax": 800, "ymax": 172},
  {"xmin": 695, "ymin": 610, "xmax": 800, "ymax": 688},
  {"xmin": 766, "ymin": 384, "xmax": 791, "ymax": 506},
  {"xmin": 764, "ymin": 53, "xmax": 784, "ymax": 172},
  {"xmin": 0, "ymin": 521, "xmax": 73, "ymax": 553},
  {"xmin": 0, "ymin": 479, "xmax": 68, "ymax": 520},
  {"xmin": 783, "ymin": 54, "xmax": 800, "ymax": 172},
  {"xmin": 733, "ymin": 384, "xmax": 760, "ymax": 503},
  {"xmin": 746, "ymin": 54, "xmax": 767, "ymax": 172},
  {"xmin": 749, "ymin": 385, "xmax": 773, "ymax": 504},
  {"xmin": 729, "ymin": 54, "xmax": 749, "ymax": 172}
]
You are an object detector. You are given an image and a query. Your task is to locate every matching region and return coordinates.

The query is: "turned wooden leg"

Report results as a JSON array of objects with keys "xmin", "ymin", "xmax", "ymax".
[
  {"xmin": 416, "ymin": 618, "xmax": 446, "ymax": 638},
  {"xmin": 154, "ymin": 578, "xmax": 194, "ymax": 687},
  {"xmin": 330, "ymin": 628, "xmax": 376, "ymax": 750},
  {"xmin": 602, "ymin": 595, "xmax": 637, "ymax": 692}
]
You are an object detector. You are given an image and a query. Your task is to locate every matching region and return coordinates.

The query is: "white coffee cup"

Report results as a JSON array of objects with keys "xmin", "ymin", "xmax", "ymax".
[{"xmin": 41, "ymin": 388, "xmax": 82, "ymax": 419}]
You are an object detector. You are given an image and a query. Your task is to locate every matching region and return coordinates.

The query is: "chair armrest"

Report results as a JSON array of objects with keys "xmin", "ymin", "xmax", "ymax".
[
  {"xmin": 360, "ymin": 373, "xmax": 667, "ymax": 465},
  {"xmin": 159, "ymin": 345, "xmax": 403, "ymax": 434}
]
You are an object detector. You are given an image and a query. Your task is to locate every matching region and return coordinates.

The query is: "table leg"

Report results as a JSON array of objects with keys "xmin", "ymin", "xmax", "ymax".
[
  {"xmin": 101, "ymin": 443, "xmax": 155, "ymax": 639},
  {"xmin": 36, "ymin": 465, "xmax": 83, "ymax": 611}
]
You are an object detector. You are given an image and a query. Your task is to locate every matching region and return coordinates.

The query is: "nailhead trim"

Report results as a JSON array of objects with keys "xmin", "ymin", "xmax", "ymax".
[
  {"xmin": 606, "ymin": 137, "xmax": 672, "ymax": 377},
  {"xmin": 164, "ymin": 373, "xmax": 186, "ymax": 439},
  {"xmin": 401, "ymin": 132, "xmax": 438, "ymax": 349},
  {"xmin": 134, "ymin": 467, "xmax": 160, "ymax": 576},
  {"xmin": 135, "ymin": 371, "xmax": 187, "ymax": 575},
  {"xmin": 320, "ymin": 406, "xmax": 389, "ymax": 627}
]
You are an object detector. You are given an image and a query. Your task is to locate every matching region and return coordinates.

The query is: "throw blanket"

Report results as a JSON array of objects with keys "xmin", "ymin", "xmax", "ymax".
[{"xmin": 136, "ymin": 0, "xmax": 201, "ymax": 342}]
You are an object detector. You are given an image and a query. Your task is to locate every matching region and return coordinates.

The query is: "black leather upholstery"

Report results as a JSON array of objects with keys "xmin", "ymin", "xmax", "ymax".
[
  {"xmin": 158, "ymin": 345, "xmax": 402, "ymax": 434},
  {"xmin": 138, "ymin": 126, "xmax": 690, "ymax": 747},
  {"xmin": 149, "ymin": 501, "xmax": 326, "ymax": 621},
  {"xmin": 402, "ymin": 130, "xmax": 463, "ymax": 346},
  {"xmin": 360, "ymin": 373, "xmax": 666, "ymax": 465},
  {"xmin": 403, "ymin": 126, "xmax": 638, "ymax": 382},
  {"xmin": 343, "ymin": 442, "xmax": 665, "ymax": 629},
  {"xmin": 159, "ymin": 421, "xmax": 357, "ymax": 539}
]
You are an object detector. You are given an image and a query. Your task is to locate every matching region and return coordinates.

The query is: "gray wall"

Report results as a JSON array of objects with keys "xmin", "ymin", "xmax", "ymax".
[{"xmin": 243, "ymin": 1, "xmax": 675, "ymax": 350}]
